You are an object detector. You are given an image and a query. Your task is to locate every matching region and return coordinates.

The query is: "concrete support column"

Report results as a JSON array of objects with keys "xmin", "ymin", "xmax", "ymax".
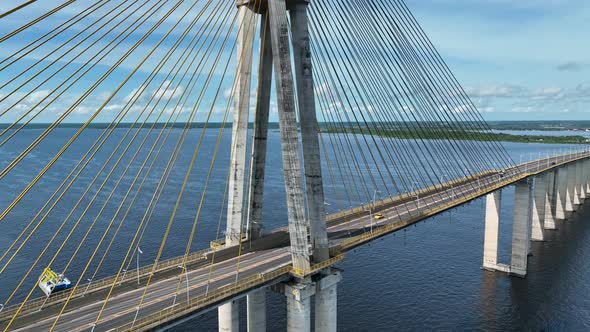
[
  {"xmin": 566, "ymin": 164, "xmax": 577, "ymax": 211},
  {"xmin": 576, "ymin": 160, "xmax": 586, "ymax": 200},
  {"xmin": 577, "ymin": 161, "xmax": 585, "ymax": 201},
  {"xmin": 556, "ymin": 167, "xmax": 568, "ymax": 220},
  {"xmin": 543, "ymin": 170, "xmax": 556, "ymax": 230},
  {"xmin": 245, "ymin": 14, "xmax": 272, "ymax": 332},
  {"xmin": 315, "ymin": 270, "xmax": 341, "ymax": 332},
  {"xmin": 220, "ymin": 4, "xmax": 256, "ymax": 331},
  {"xmin": 268, "ymin": 0, "xmax": 311, "ymax": 272},
  {"xmin": 247, "ymin": 288, "xmax": 266, "ymax": 332},
  {"xmin": 483, "ymin": 191, "xmax": 501, "ymax": 270},
  {"xmin": 531, "ymin": 175, "xmax": 546, "ymax": 241},
  {"xmin": 510, "ymin": 179, "xmax": 532, "ymax": 277},
  {"xmin": 289, "ymin": 0, "xmax": 330, "ymax": 263},
  {"xmin": 282, "ymin": 282, "xmax": 315, "ymax": 332},
  {"xmin": 226, "ymin": 4, "xmax": 256, "ymax": 245},
  {"xmin": 219, "ymin": 299, "xmax": 240, "ymax": 332}
]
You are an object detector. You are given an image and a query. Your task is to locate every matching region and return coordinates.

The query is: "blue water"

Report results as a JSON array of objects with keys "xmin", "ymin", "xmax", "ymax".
[{"xmin": 0, "ymin": 128, "xmax": 589, "ymax": 331}]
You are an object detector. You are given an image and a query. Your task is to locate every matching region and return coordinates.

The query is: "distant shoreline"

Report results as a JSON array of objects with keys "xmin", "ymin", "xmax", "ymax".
[
  {"xmin": 2, "ymin": 120, "xmax": 590, "ymax": 131},
  {"xmin": 322, "ymin": 127, "xmax": 590, "ymax": 145},
  {"xmin": 2, "ymin": 121, "xmax": 590, "ymax": 144}
]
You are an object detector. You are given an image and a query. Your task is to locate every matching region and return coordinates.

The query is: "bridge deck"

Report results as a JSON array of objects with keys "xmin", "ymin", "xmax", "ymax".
[{"xmin": 1, "ymin": 152, "xmax": 586, "ymax": 332}]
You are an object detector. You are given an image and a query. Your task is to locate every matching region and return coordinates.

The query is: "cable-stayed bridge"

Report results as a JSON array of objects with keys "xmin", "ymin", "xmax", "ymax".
[{"xmin": 0, "ymin": 1, "xmax": 588, "ymax": 331}]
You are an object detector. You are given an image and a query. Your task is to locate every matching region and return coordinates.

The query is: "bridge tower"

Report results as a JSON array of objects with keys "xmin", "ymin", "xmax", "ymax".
[{"xmin": 221, "ymin": 0, "xmax": 336, "ymax": 331}]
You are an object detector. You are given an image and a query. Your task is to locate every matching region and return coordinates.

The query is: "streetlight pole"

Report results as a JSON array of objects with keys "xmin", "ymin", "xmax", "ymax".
[
  {"xmin": 364, "ymin": 209, "xmax": 372, "ymax": 232},
  {"xmin": 177, "ymin": 265, "xmax": 190, "ymax": 303},
  {"xmin": 83, "ymin": 278, "xmax": 93, "ymax": 296},
  {"xmin": 120, "ymin": 269, "xmax": 127, "ymax": 285},
  {"xmin": 371, "ymin": 189, "xmax": 380, "ymax": 233},
  {"xmin": 136, "ymin": 247, "xmax": 143, "ymax": 286}
]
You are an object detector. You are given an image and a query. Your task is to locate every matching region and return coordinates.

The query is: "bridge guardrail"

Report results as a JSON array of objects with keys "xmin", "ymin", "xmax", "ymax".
[
  {"xmin": 112, "ymin": 265, "xmax": 293, "ymax": 332},
  {"xmin": 324, "ymin": 169, "xmax": 498, "ymax": 226},
  {"xmin": 290, "ymin": 254, "xmax": 344, "ymax": 278},
  {"xmin": 338, "ymin": 170, "xmax": 536, "ymax": 251},
  {"xmin": 0, "ymin": 247, "xmax": 212, "ymax": 321},
  {"xmin": 339, "ymin": 151, "xmax": 590, "ymax": 251}
]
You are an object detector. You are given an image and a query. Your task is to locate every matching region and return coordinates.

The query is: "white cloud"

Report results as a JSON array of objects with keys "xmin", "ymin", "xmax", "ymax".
[
  {"xmin": 25, "ymin": 90, "xmax": 50, "ymax": 104},
  {"xmin": 530, "ymin": 87, "xmax": 563, "ymax": 100},
  {"xmin": 153, "ymin": 81, "xmax": 184, "ymax": 100},
  {"xmin": 223, "ymin": 88, "xmax": 233, "ymax": 99},
  {"xmin": 510, "ymin": 106, "xmax": 534, "ymax": 113},
  {"xmin": 479, "ymin": 106, "xmax": 496, "ymax": 113},
  {"xmin": 73, "ymin": 106, "xmax": 92, "ymax": 115},
  {"xmin": 465, "ymin": 85, "xmax": 525, "ymax": 98}
]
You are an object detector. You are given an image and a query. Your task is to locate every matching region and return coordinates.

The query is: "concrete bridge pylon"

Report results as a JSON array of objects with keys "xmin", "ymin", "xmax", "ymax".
[{"xmin": 220, "ymin": 1, "xmax": 336, "ymax": 331}]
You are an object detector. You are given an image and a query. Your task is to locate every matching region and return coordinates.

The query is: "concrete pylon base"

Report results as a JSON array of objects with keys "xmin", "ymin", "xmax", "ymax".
[
  {"xmin": 483, "ymin": 192, "xmax": 501, "ymax": 269},
  {"xmin": 543, "ymin": 171, "xmax": 556, "ymax": 230},
  {"xmin": 555, "ymin": 167, "xmax": 568, "ymax": 220},
  {"xmin": 218, "ymin": 300, "xmax": 239, "ymax": 332},
  {"xmin": 315, "ymin": 270, "xmax": 342, "ymax": 332},
  {"xmin": 566, "ymin": 165, "xmax": 576, "ymax": 212},
  {"xmin": 510, "ymin": 179, "xmax": 532, "ymax": 277},
  {"xmin": 281, "ymin": 282, "xmax": 315, "ymax": 332},
  {"xmin": 510, "ymin": 267, "xmax": 527, "ymax": 278},
  {"xmin": 531, "ymin": 174, "xmax": 547, "ymax": 241},
  {"xmin": 247, "ymin": 288, "xmax": 266, "ymax": 332}
]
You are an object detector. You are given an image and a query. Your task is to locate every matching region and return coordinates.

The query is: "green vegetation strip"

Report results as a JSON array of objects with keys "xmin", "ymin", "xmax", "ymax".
[{"xmin": 323, "ymin": 128, "xmax": 590, "ymax": 144}]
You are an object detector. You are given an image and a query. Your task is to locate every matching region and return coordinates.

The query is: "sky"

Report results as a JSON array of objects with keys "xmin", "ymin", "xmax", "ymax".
[
  {"xmin": 406, "ymin": 0, "xmax": 590, "ymax": 120},
  {"xmin": 0, "ymin": 0, "xmax": 589, "ymax": 123}
]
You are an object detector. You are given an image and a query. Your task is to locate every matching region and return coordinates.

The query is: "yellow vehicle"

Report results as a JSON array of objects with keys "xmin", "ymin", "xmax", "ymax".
[{"xmin": 373, "ymin": 213, "xmax": 385, "ymax": 220}]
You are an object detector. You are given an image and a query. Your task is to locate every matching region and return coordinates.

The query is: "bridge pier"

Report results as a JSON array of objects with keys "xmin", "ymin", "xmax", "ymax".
[
  {"xmin": 482, "ymin": 179, "xmax": 533, "ymax": 277},
  {"xmin": 483, "ymin": 191, "xmax": 501, "ymax": 270},
  {"xmin": 315, "ymin": 270, "xmax": 341, "ymax": 332},
  {"xmin": 573, "ymin": 163, "xmax": 582, "ymax": 205},
  {"xmin": 276, "ymin": 281, "xmax": 315, "ymax": 332},
  {"xmin": 555, "ymin": 167, "xmax": 568, "ymax": 220},
  {"xmin": 482, "ymin": 158, "xmax": 590, "ymax": 278},
  {"xmin": 273, "ymin": 269, "xmax": 341, "ymax": 332},
  {"xmin": 510, "ymin": 179, "xmax": 533, "ymax": 277},
  {"xmin": 219, "ymin": 299, "xmax": 240, "ymax": 332},
  {"xmin": 543, "ymin": 170, "xmax": 556, "ymax": 230},
  {"xmin": 566, "ymin": 164, "xmax": 577, "ymax": 212},
  {"xmin": 576, "ymin": 161, "xmax": 585, "ymax": 201},
  {"xmin": 247, "ymin": 289, "xmax": 267, "ymax": 332},
  {"xmin": 531, "ymin": 174, "xmax": 547, "ymax": 241}
]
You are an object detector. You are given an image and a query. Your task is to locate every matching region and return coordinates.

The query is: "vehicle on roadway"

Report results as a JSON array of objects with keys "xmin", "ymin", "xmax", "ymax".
[
  {"xmin": 38, "ymin": 267, "xmax": 72, "ymax": 297},
  {"xmin": 374, "ymin": 213, "xmax": 385, "ymax": 220}
]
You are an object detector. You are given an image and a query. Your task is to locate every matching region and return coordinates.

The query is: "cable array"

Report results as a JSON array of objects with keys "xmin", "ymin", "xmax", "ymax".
[
  {"xmin": 309, "ymin": 0, "xmax": 514, "ymax": 213},
  {"xmin": 0, "ymin": 0, "xmax": 515, "ymax": 329}
]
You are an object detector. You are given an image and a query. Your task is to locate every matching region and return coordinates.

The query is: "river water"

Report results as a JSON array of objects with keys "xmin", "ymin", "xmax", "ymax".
[{"xmin": 0, "ymin": 129, "xmax": 588, "ymax": 331}]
